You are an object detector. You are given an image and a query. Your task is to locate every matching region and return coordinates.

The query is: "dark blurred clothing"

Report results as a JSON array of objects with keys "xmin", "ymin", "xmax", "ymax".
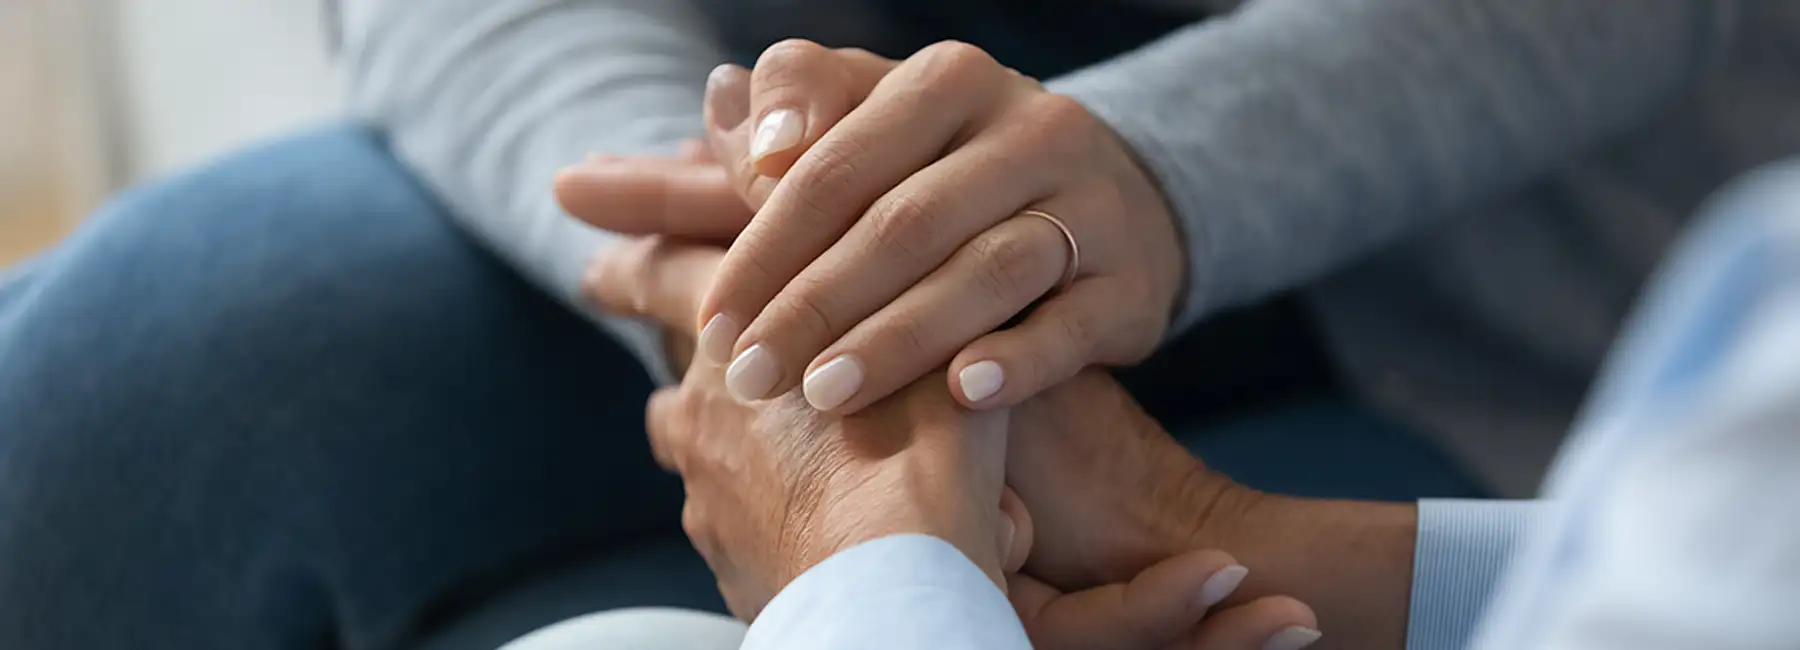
[
  {"xmin": 0, "ymin": 125, "xmax": 1479, "ymax": 649},
  {"xmin": 342, "ymin": 0, "xmax": 1798, "ymax": 493}
]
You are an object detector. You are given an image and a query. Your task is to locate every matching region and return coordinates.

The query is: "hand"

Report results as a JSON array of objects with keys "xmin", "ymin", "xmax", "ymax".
[
  {"xmin": 563, "ymin": 41, "xmax": 1187, "ymax": 416},
  {"xmin": 592, "ymin": 236, "xmax": 1321, "ymax": 649},
  {"xmin": 1006, "ymin": 372, "xmax": 1428, "ymax": 650},
  {"xmin": 650, "ymin": 340, "xmax": 1017, "ymax": 618}
]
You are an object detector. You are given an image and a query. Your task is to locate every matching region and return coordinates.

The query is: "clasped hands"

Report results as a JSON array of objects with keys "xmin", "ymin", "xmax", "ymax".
[{"xmin": 562, "ymin": 41, "xmax": 1321, "ymax": 650}]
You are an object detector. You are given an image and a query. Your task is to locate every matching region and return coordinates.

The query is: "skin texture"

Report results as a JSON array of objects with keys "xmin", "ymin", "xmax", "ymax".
[
  {"xmin": 590, "ymin": 238, "xmax": 1321, "ymax": 650},
  {"xmin": 563, "ymin": 41, "xmax": 1412, "ymax": 649},
  {"xmin": 560, "ymin": 41, "xmax": 1187, "ymax": 416}
]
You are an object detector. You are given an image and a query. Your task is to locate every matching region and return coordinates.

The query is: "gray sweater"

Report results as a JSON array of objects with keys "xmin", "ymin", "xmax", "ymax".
[{"xmin": 337, "ymin": 0, "xmax": 1795, "ymax": 495}]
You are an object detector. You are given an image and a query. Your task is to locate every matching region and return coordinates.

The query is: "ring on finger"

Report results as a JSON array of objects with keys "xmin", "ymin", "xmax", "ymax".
[{"xmin": 1019, "ymin": 209, "xmax": 1080, "ymax": 291}]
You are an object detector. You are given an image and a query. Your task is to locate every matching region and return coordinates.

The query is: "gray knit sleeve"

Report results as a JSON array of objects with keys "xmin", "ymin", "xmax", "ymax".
[
  {"xmin": 1049, "ymin": 0, "xmax": 1733, "ymax": 335},
  {"xmin": 337, "ymin": 0, "xmax": 727, "ymax": 381}
]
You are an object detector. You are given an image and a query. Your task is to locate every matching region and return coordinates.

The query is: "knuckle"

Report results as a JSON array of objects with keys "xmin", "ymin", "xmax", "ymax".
[
  {"xmin": 789, "ymin": 141, "xmax": 866, "ymax": 214},
  {"xmin": 864, "ymin": 192, "xmax": 944, "ymax": 265},
  {"xmin": 1055, "ymin": 309, "xmax": 1099, "ymax": 361},
  {"xmin": 770, "ymin": 282, "xmax": 841, "ymax": 343},
  {"xmin": 888, "ymin": 312, "xmax": 936, "ymax": 358},
  {"xmin": 920, "ymin": 40, "xmax": 994, "ymax": 72},
  {"xmin": 1024, "ymin": 93, "xmax": 1097, "ymax": 139},
  {"xmin": 913, "ymin": 40, "xmax": 999, "ymax": 88},
  {"xmin": 680, "ymin": 503, "xmax": 706, "ymax": 540},
  {"xmin": 757, "ymin": 38, "xmax": 830, "ymax": 75},
  {"xmin": 968, "ymin": 231, "xmax": 1046, "ymax": 302},
  {"xmin": 618, "ymin": 241, "xmax": 658, "ymax": 309}
]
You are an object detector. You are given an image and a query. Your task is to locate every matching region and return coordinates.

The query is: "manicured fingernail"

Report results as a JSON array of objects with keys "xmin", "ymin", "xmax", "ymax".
[
  {"xmin": 1263, "ymin": 627, "xmax": 1322, "ymax": 650},
  {"xmin": 958, "ymin": 361, "xmax": 1006, "ymax": 403},
  {"xmin": 698, "ymin": 314, "xmax": 741, "ymax": 365},
  {"xmin": 726, "ymin": 344, "xmax": 783, "ymax": 401},
  {"xmin": 1197, "ymin": 565, "xmax": 1249, "ymax": 608},
  {"xmin": 803, "ymin": 356, "xmax": 864, "ymax": 411},
  {"xmin": 750, "ymin": 109, "xmax": 804, "ymax": 162}
]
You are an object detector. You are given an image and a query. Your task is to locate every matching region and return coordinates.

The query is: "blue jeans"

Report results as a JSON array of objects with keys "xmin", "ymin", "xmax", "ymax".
[{"xmin": 0, "ymin": 125, "xmax": 1479, "ymax": 650}]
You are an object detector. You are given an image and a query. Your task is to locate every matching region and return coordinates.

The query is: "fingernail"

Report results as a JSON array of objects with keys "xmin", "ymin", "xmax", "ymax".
[
  {"xmin": 958, "ymin": 361, "xmax": 1006, "ymax": 403},
  {"xmin": 750, "ymin": 109, "xmax": 805, "ymax": 162},
  {"xmin": 698, "ymin": 314, "xmax": 742, "ymax": 365},
  {"xmin": 726, "ymin": 344, "xmax": 783, "ymax": 401},
  {"xmin": 706, "ymin": 64, "xmax": 751, "ymax": 129},
  {"xmin": 1197, "ymin": 564, "xmax": 1249, "ymax": 608},
  {"xmin": 803, "ymin": 356, "xmax": 864, "ymax": 411},
  {"xmin": 1263, "ymin": 627, "xmax": 1323, "ymax": 650}
]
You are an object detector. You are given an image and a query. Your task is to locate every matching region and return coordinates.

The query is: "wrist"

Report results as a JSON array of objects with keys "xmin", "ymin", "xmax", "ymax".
[
  {"xmin": 780, "ymin": 438, "xmax": 1008, "ymax": 591},
  {"xmin": 1194, "ymin": 494, "xmax": 1419, "ymax": 650}
]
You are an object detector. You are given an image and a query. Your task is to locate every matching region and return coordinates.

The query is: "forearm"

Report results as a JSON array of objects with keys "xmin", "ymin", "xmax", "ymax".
[
  {"xmin": 337, "ymin": 0, "xmax": 723, "ymax": 376},
  {"xmin": 1050, "ymin": 0, "xmax": 1730, "ymax": 331}
]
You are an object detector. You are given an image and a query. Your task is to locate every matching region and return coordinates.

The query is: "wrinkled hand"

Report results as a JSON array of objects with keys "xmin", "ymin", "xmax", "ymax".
[
  {"xmin": 563, "ymin": 39, "xmax": 1186, "ymax": 417},
  {"xmin": 651, "ymin": 342, "xmax": 1017, "ymax": 619},
  {"xmin": 589, "ymin": 234, "xmax": 1319, "ymax": 649}
]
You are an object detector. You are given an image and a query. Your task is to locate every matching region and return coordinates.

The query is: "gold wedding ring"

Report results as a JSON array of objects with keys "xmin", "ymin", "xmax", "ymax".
[{"xmin": 1020, "ymin": 209, "xmax": 1080, "ymax": 291}]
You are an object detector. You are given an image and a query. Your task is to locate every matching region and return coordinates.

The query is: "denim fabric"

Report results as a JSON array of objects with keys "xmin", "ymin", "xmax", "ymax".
[{"xmin": 0, "ymin": 125, "xmax": 1478, "ymax": 649}]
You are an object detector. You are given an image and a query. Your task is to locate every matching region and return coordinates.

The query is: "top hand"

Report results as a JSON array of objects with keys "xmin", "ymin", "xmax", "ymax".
[{"xmin": 562, "ymin": 40, "xmax": 1186, "ymax": 415}]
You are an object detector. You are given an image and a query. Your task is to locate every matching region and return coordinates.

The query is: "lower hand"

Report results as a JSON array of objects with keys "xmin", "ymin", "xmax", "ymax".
[
  {"xmin": 651, "ymin": 342, "xmax": 1017, "ymax": 618},
  {"xmin": 591, "ymin": 236, "xmax": 1320, "ymax": 650}
]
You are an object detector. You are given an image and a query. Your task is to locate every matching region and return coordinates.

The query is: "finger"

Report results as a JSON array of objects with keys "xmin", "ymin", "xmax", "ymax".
[
  {"xmin": 1176, "ymin": 596, "xmax": 1320, "ymax": 650},
  {"xmin": 792, "ymin": 215, "xmax": 1068, "ymax": 412},
  {"xmin": 704, "ymin": 63, "xmax": 778, "ymax": 212},
  {"xmin": 555, "ymin": 159, "xmax": 752, "ymax": 240},
  {"xmin": 678, "ymin": 138, "xmax": 714, "ymax": 163},
  {"xmin": 584, "ymin": 237, "xmax": 724, "ymax": 334},
  {"xmin": 1014, "ymin": 550, "xmax": 1249, "ymax": 650},
  {"xmin": 698, "ymin": 42, "xmax": 1007, "ymax": 372},
  {"xmin": 745, "ymin": 41, "xmax": 896, "ymax": 176},
  {"xmin": 997, "ymin": 487, "xmax": 1034, "ymax": 575},
  {"xmin": 728, "ymin": 122, "xmax": 1070, "ymax": 407},
  {"xmin": 949, "ymin": 276, "xmax": 1153, "ymax": 409},
  {"xmin": 645, "ymin": 388, "xmax": 683, "ymax": 471}
]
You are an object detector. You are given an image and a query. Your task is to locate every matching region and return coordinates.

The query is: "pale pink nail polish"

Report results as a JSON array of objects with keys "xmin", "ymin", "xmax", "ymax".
[
  {"xmin": 698, "ymin": 314, "xmax": 741, "ymax": 365},
  {"xmin": 1197, "ymin": 565, "xmax": 1249, "ymax": 608},
  {"xmin": 726, "ymin": 344, "xmax": 782, "ymax": 401},
  {"xmin": 750, "ymin": 109, "xmax": 804, "ymax": 162},
  {"xmin": 1263, "ymin": 627, "xmax": 1323, "ymax": 650},
  {"xmin": 803, "ymin": 356, "xmax": 865, "ymax": 411}
]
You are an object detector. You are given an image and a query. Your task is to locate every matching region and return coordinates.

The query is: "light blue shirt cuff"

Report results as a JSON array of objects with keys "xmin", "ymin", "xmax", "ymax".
[
  {"xmin": 1407, "ymin": 499, "xmax": 1540, "ymax": 650},
  {"xmin": 742, "ymin": 534, "xmax": 1033, "ymax": 650}
]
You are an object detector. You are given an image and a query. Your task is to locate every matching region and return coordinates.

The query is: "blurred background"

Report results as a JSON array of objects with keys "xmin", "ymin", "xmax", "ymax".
[{"xmin": 0, "ymin": 0, "xmax": 337, "ymax": 265}]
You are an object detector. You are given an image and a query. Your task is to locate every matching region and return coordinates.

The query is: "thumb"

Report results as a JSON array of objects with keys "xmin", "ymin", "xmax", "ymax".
[
  {"xmin": 1011, "ymin": 550, "xmax": 1249, "ymax": 650},
  {"xmin": 998, "ymin": 487, "xmax": 1034, "ymax": 575},
  {"xmin": 704, "ymin": 63, "xmax": 776, "ymax": 211}
]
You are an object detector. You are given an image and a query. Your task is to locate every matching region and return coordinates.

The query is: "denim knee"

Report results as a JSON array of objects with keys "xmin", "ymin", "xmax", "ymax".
[{"xmin": 0, "ymin": 123, "xmax": 670, "ymax": 650}]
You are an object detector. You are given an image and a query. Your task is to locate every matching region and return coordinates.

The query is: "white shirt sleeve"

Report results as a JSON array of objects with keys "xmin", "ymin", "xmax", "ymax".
[
  {"xmin": 1470, "ymin": 163, "xmax": 1800, "ymax": 650},
  {"xmin": 743, "ymin": 535, "xmax": 1033, "ymax": 650}
]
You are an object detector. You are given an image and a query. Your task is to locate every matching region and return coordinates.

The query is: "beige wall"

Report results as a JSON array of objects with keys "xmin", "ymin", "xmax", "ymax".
[
  {"xmin": 0, "ymin": 0, "xmax": 115, "ymax": 264},
  {"xmin": 0, "ymin": 0, "xmax": 338, "ymax": 266}
]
